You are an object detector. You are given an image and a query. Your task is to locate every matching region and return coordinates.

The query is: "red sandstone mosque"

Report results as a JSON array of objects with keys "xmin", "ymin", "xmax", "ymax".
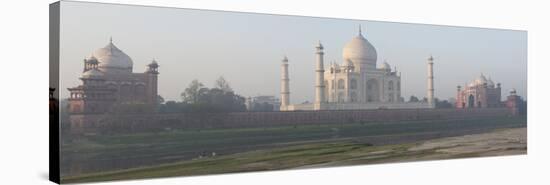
[
  {"xmin": 67, "ymin": 39, "xmax": 159, "ymax": 127},
  {"xmin": 455, "ymin": 73, "xmax": 502, "ymax": 108}
]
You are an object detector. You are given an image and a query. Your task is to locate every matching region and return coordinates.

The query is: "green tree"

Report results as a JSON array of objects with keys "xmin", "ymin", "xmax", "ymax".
[
  {"xmin": 177, "ymin": 78, "xmax": 246, "ymax": 113},
  {"xmin": 157, "ymin": 95, "xmax": 165, "ymax": 104},
  {"xmin": 435, "ymin": 99, "xmax": 454, "ymax": 108},
  {"xmin": 181, "ymin": 80, "xmax": 207, "ymax": 104},
  {"xmin": 409, "ymin": 95, "xmax": 419, "ymax": 102},
  {"xmin": 214, "ymin": 76, "xmax": 233, "ymax": 93}
]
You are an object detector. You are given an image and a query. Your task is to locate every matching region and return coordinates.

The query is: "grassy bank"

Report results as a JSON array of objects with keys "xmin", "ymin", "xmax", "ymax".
[
  {"xmin": 61, "ymin": 116, "xmax": 526, "ymax": 183},
  {"xmin": 62, "ymin": 126, "xmax": 527, "ymax": 183}
]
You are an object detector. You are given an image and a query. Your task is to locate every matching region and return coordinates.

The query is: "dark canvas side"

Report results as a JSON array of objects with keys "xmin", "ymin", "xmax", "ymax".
[{"xmin": 49, "ymin": 1, "xmax": 60, "ymax": 184}]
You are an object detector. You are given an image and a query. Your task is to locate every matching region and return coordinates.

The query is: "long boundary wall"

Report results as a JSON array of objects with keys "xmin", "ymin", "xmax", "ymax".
[{"xmin": 68, "ymin": 108, "xmax": 512, "ymax": 134}]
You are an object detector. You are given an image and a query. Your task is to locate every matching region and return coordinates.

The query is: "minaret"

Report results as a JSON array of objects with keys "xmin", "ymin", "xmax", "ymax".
[
  {"xmin": 315, "ymin": 41, "xmax": 326, "ymax": 105},
  {"xmin": 427, "ymin": 55, "xmax": 435, "ymax": 108},
  {"xmin": 146, "ymin": 59, "xmax": 159, "ymax": 110},
  {"xmin": 280, "ymin": 56, "xmax": 290, "ymax": 111}
]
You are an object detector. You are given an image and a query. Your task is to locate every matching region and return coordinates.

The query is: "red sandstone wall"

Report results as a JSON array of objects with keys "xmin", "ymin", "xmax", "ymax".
[{"xmin": 70, "ymin": 108, "xmax": 512, "ymax": 134}]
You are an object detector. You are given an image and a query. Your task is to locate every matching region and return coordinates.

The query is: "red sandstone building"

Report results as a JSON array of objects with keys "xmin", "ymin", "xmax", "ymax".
[
  {"xmin": 456, "ymin": 74, "xmax": 502, "ymax": 108},
  {"xmin": 67, "ymin": 39, "xmax": 159, "ymax": 130}
]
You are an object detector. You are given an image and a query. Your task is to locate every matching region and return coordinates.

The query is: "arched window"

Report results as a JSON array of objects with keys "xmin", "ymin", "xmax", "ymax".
[
  {"xmin": 350, "ymin": 92, "xmax": 357, "ymax": 102},
  {"xmin": 366, "ymin": 79, "xmax": 379, "ymax": 102},
  {"xmin": 118, "ymin": 84, "xmax": 133, "ymax": 101},
  {"xmin": 388, "ymin": 81, "xmax": 394, "ymax": 90},
  {"xmin": 338, "ymin": 79, "xmax": 345, "ymax": 89},
  {"xmin": 135, "ymin": 84, "xmax": 146, "ymax": 98},
  {"xmin": 350, "ymin": 79, "xmax": 357, "ymax": 89}
]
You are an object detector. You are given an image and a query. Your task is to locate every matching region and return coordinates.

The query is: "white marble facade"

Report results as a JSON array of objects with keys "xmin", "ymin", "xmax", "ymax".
[{"xmin": 280, "ymin": 27, "xmax": 434, "ymax": 111}]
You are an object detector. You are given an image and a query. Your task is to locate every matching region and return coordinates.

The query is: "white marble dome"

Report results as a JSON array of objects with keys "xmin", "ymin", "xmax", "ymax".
[
  {"xmin": 93, "ymin": 40, "xmax": 133, "ymax": 73},
  {"xmin": 342, "ymin": 31, "xmax": 377, "ymax": 70}
]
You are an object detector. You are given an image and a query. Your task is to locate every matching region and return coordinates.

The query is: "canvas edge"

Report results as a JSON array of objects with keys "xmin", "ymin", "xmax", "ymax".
[{"xmin": 49, "ymin": 1, "xmax": 61, "ymax": 184}]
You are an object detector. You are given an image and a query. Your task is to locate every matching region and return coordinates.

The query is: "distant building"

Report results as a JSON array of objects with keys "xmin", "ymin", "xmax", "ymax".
[
  {"xmin": 506, "ymin": 89, "xmax": 525, "ymax": 116},
  {"xmin": 67, "ymin": 39, "xmax": 159, "ymax": 131},
  {"xmin": 246, "ymin": 96, "xmax": 280, "ymax": 111},
  {"xmin": 455, "ymin": 74, "xmax": 501, "ymax": 108}
]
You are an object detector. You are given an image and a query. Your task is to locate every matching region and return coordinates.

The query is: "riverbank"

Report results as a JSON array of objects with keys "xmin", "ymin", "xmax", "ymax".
[{"xmin": 61, "ymin": 125, "xmax": 526, "ymax": 183}]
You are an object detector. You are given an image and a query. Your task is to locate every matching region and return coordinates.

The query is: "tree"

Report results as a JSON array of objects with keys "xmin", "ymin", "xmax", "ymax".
[
  {"xmin": 181, "ymin": 80, "xmax": 207, "ymax": 104},
  {"xmin": 435, "ymin": 98, "xmax": 453, "ymax": 108},
  {"xmin": 409, "ymin": 96, "xmax": 419, "ymax": 102},
  {"xmin": 214, "ymin": 76, "xmax": 233, "ymax": 93},
  {"xmin": 157, "ymin": 95, "xmax": 165, "ymax": 104},
  {"xmin": 177, "ymin": 78, "xmax": 246, "ymax": 113}
]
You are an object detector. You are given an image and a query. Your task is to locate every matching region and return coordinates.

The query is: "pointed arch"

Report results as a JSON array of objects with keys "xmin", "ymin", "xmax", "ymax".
[{"xmin": 366, "ymin": 79, "xmax": 380, "ymax": 102}]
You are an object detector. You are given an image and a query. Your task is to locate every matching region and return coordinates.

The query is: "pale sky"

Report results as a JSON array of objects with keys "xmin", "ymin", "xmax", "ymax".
[{"xmin": 59, "ymin": 1, "xmax": 527, "ymax": 103}]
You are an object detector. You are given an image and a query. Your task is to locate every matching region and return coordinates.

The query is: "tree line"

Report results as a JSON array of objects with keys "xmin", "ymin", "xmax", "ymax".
[
  {"xmin": 158, "ymin": 76, "xmax": 247, "ymax": 113},
  {"xmin": 407, "ymin": 95, "xmax": 454, "ymax": 108}
]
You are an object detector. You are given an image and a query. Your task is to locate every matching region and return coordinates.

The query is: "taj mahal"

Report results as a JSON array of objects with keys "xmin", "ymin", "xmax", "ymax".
[{"xmin": 279, "ymin": 27, "xmax": 435, "ymax": 111}]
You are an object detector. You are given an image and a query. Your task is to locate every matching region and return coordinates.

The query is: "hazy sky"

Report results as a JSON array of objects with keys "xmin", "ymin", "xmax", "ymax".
[{"xmin": 59, "ymin": 1, "xmax": 527, "ymax": 103}]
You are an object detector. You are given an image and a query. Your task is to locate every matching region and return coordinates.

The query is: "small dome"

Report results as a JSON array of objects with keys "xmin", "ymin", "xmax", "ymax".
[
  {"xmin": 380, "ymin": 61, "xmax": 391, "ymax": 71},
  {"xmin": 93, "ymin": 39, "xmax": 133, "ymax": 73},
  {"xmin": 487, "ymin": 78, "xmax": 495, "ymax": 87},
  {"xmin": 81, "ymin": 68, "xmax": 104, "ymax": 79},
  {"xmin": 342, "ymin": 29, "xmax": 377, "ymax": 70},
  {"xmin": 148, "ymin": 59, "xmax": 159, "ymax": 67},
  {"xmin": 85, "ymin": 54, "xmax": 98, "ymax": 61},
  {"xmin": 510, "ymin": 88, "xmax": 517, "ymax": 95}
]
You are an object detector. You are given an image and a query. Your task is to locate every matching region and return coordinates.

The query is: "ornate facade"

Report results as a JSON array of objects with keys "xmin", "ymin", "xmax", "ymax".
[
  {"xmin": 67, "ymin": 39, "xmax": 159, "ymax": 130},
  {"xmin": 280, "ymin": 28, "xmax": 434, "ymax": 111},
  {"xmin": 455, "ymin": 74, "xmax": 501, "ymax": 108}
]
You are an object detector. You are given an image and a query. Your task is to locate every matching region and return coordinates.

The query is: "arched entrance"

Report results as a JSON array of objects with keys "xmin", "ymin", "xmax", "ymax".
[
  {"xmin": 468, "ymin": 94, "xmax": 475, "ymax": 108},
  {"xmin": 366, "ymin": 79, "xmax": 379, "ymax": 102}
]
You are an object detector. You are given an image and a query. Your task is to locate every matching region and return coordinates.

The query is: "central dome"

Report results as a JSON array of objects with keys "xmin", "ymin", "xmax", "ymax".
[
  {"xmin": 93, "ymin": 40, "xmax": 133, "ymax": 74},
  {"xmin": 342, "ymin": 30, "xmax": 377, "ymax": 71}
]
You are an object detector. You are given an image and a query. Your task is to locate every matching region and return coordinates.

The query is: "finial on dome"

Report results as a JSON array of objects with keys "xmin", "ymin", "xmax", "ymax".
[
  {"xmin": 283, "ymin": 55, "xmax": 288, "ymax": 62},
  {"xmin": 358, "ymin": 24, "xmax": 362, "ymax": 36},
  {"xmin": 428, "ymin": 55, "xmax": 434, "ymax": 61},
  {"xmin": 110, "ymin": 36, "xmax": 113, "ymax": 43}
]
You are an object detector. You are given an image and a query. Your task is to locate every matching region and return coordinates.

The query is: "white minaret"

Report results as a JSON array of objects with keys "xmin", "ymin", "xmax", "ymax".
[
  {"xmin": 280, "ymin": 56, "xmax": 290, "ymax": 110},
  {"xmin": 315, "ymin": 41, "xmax": 326, "ymax": 104},
  {"xmin": 427, "ymin": 55, "xmax": 435, "ymax": 108}
]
